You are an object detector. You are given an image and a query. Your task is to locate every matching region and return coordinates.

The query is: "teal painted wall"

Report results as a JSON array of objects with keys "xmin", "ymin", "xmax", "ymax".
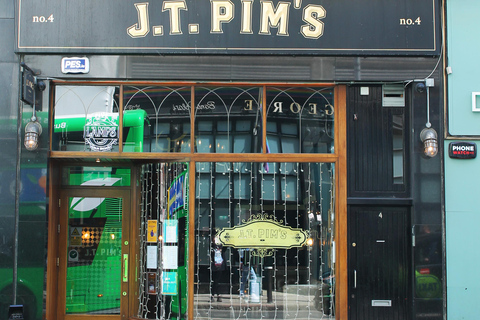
[
  {"xmin": 447, "ymin": 1, "xmax": 480, "ymax": 135},
  {"xmin": 445, "ymin": 147, "xmax": 480, "ymax": 319},
  {"xmin": 446, "ymin": 1, "xmax": 480, "ymax": 319}
]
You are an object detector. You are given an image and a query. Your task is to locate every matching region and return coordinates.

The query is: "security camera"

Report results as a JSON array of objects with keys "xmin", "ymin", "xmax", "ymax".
[
  {"xmin": 415, "ymin": 82, "xmax": 426, "ymax": 93},
  {"xmin": 36, "ymin": 80, "xmax": 46, "ymax": 91}
]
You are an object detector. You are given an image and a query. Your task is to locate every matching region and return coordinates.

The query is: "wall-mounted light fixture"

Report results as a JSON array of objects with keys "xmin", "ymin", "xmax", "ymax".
[
  {"xmin": 21, "ymin": 63, "xmax": 44, "ymax": 151},
  {"xmin": 420, "ymin": 127, "xmax": 438, "ymax": 157},
  {"xmin": 23, "ymin": 80, "xmax": 45, "ymax": 151},
  {"xmin": 24, "ymin": 116, "xmax": 42, "ymax": 151},
  {"xmin": 418, "ymin": 78, "xmax": 438, "ymax": 158}
]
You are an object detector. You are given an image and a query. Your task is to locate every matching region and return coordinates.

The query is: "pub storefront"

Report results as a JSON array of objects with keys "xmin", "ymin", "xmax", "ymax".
[
  {"xmin": 48, "ymin": 83, "xmax": 344, "ymax": 320},
  {"xmin": 11, "ymin": 0, "xmax": 444, "ymax": 320}
]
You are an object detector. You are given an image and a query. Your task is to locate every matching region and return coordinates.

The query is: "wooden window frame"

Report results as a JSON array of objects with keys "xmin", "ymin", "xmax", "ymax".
[{"xmin": 46, "ymin": 82, "xmax": 348, "ymax": 320}]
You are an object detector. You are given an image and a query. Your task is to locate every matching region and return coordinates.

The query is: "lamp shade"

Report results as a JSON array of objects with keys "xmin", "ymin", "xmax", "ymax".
[
  {"xmin": 420, "ymin": 127, "xmax": 438, "ymax": 157},
  {"xmin": 24, "ymin": 120, "xmax": 42, "ymax": 151}
]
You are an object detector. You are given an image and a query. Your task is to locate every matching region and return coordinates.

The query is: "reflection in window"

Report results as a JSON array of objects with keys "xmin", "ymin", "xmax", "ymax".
[
  {"xmin": 53, "ymin": 85, "xmax": 120, "ymax": 151},
  {"xmin": 66, "ymin": 197, "xmax": 123, "ymax": 315},
  {"xmin": 124, "ymin": 86, "xmax": 191, "ymax": 153},
  {"xmin": 138, "ymin": 163, "xmax": 189, "ymax": 320},
  {"xmin": 267, "ymin": 87, "xmax": 335, "ymax": 154},
  {"xmin": 393, "ymin": 114, "xmax": 404, "ymax": 184},
  {"xmin": 61, "ymin": 166, "xmax": 131, "ymax": 187},
  {"xmin": 53, "ymin": 85, "xmax": 335, "ymax": 155},
  {"xmin": 414, "ymin": 225, "xmax": 442, "ymax": 300},
  {"xmin": 195, "ymin": 162, "xmax": 336, "ymax": 319},
  {"xmin": 195, "ymin": 87, "xmax": 261, "ymax": 153}
]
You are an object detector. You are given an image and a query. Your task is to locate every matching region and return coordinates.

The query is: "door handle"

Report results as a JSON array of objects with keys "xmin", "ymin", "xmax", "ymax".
[
  {"xmin": 354, "ymin": 270, "xmax": 357, "ymax": 289},
  {"xmin": 123, "ymin": 254, "xmax": 128, "ymax": 282}
]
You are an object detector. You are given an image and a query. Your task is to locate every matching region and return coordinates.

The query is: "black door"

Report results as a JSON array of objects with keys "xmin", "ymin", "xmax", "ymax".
[{"xmin": 348, "ymin": 206, "xmax": 411, "ymax": 320}]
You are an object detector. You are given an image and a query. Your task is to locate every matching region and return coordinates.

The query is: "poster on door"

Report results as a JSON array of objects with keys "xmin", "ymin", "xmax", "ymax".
[
  {"xmin": 162, "ymin": 271, "xmax": 178, "ymax": 295},
  {"xmin": 147, "ymin": 220, "xmax": 158, "ymax": 243}
]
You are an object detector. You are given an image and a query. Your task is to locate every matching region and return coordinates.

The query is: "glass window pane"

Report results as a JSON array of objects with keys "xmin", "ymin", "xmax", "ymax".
[
  {"xmin": 66, "ymin": 197, "xmax": 123, "ymax": 315},
  {"xmin": 123, "ymin": 86, "xmax": 191, "ymax": 153},
  {"xmin": 196, "ymin": 135, "xmax": 213, "ymax": 153},
  {"xmin": 236, "ymin": 120, "xmax": 251, "ymax": 132},
  {"xmin": 266, "ymin": 87, "xmax": 335, "ymax": 154},
  {"xmin": 195, "ymin": 87, "xmax": 261, "ymax": 153},
  {"xmin": 281, "ymin": 137, "xmax": 299, "ymax": 153},
  {"xmin": 216, "ymin": 135, "xmax": 231, "ymax": 153},
  {"xmin": 233, "ymin": 134, "xmax": 252, "ymax": 154},
  {"xmin": 393, "ymin": 114, "xmax": 404, "ymax": 184},
  {"xmin": 137, "ymin": 163, "xmax": 189, "ymax": 319},
  {"xmin": 62, "ymin": 167, "xmax": 131, "ymax": 187},
  {"xmin": 282, "ymin": 175, "xmax": 298, "ymax": 201},
  {"xmin": 194, "ymin": 162, "xmax": 336, "ymax": 320},
  {"xmin": 215, "ymin": 174, "xmax": 230, "ymax": 199},
  {"xmin": 196, "ymin": 174, "xmax": 212, "ymax": 199},
  {"xmin": 196, "ymin": 162, "xmax": 211, "ymax": 173},
  {"xmin": 136, "ymin": 161, "xmax": 336, "ymax": 320},
  {"xmin": 233, "ymin": 175, "xmax": 250, "ymax": 199},
  {"xmin": 217, "ymin": 121, "xmax": 230, "ymax": 132},
  {"xmin": 53, "ymin": 85, "xmax": 120, "ymax": 152},
  {"xmin": 261, "ymin": 175, "xmax": 279, "ymax": 201},
  {"xmin": 199, "ymin": 121, "xmax": 213, "ymax": 132}
]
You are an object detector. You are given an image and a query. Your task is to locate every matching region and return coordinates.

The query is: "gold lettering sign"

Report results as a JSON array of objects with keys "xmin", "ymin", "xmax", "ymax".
[{"xmin": 216, "ymin": 213, "xmax": 308, "ymax": 257}]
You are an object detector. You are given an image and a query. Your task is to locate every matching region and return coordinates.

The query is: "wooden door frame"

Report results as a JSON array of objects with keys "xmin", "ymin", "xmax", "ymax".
[
  {"xmin": 46, "ymin": 163, "xmax": 138, "ymax": 320},
  {"xmin": 347, "ymin": 205, "xmax": 412, "ymax": 320},
  {"xmin": 336, "ymin": 85, "xmax": 348, "ymax": 320}
]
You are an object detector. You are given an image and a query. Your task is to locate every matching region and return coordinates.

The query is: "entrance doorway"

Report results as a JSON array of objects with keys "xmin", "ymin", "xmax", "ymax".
[
  {"xmin": 348, "ymin": 206, "xmax": 411, "ymax": 320},
  {"xmin": 56, "ymin": 186, "xmax": 133, "ymax": 320}
]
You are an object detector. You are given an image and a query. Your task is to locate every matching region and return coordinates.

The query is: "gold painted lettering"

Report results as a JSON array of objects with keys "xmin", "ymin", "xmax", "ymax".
[
  {"xmin": 163, "ymin": 1, "xmax": 187, "ymax": 35},
  {"xmin": 273, "ymin": 101, "xmax": 283, "ymax": 113},
  {"xmin": 241, "ymin": 0, "xmax": 254, "ymax": 34},
  {"xmin": 308, "ymin": 103, "xmax": 317, "ymax": 114},
  {"xmin": 260, "ymin": 1, "xmax": 290, "ymax": 36},
  {"xmin": 325, "ymin": 104, "xmax": 334, "ymax": 116},
  {"xmin": 127, "ymin": 3, "xmax": 150, "ymax": 38},
  {"xmin": 211, "ymin": 0, "xmax": 234, "ymax": 33},
  {"xmin": 239, "ymin": 229, "xmax": 254, "ymax": 238},
  {"xmin": 301, "ymin": 5, "xmax": 326, "ymax": 39},
  {"xmin": 244, "ymin": 99, "xmax": 254, "ymax": 111},
  {"xmin": 290, "ymin": 102, "xmax": 301, "ymax": 114}
]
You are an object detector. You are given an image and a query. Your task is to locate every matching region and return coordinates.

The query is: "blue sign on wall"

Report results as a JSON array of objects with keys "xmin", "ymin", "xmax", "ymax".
[{"xmin": 61, "ymin": 57, "xmax": 90, "ymax": 74}]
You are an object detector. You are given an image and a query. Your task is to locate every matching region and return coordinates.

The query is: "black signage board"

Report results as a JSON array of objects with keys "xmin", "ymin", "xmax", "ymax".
[
  {"xmin": 17, "ymin": 0, "xmax": 440, "ymax": 55},
  {"xmin": 21, "ymin": 68, "xmax": 35, "ymax": 105},
  {"xmin": 449, "ymin": 142, "xmax": 477, "ymax": 159}
]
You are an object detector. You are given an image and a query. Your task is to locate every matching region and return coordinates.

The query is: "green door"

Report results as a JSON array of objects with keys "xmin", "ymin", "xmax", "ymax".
[{"xmin": 58, "ymin": 188, "xmax": 132, "ymax": 320}]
